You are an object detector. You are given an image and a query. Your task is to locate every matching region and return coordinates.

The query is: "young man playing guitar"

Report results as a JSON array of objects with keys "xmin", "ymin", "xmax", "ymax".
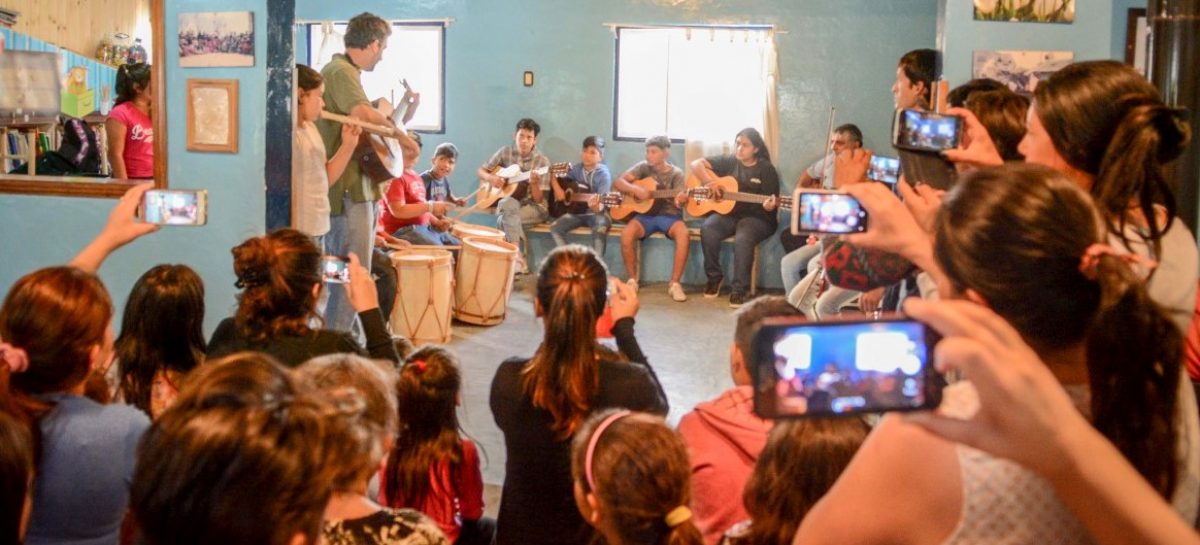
[
  {"xmin": 476, "ymin": 118, "xmax": 550, "ymax": 273},
  {"xmin": 549, "ymin": 136, "xmax": 612, "ymax": 258},
  {"xmin": 315, "ymin": 11, "xmax": 419, "ymax": 336},
  {"xmin": 689, "ymin": 127, "xmax": 779, "ymax": 308},
  {"xmin": 615, "ymin": 136, "xmax": 690, "ymax": 302}
]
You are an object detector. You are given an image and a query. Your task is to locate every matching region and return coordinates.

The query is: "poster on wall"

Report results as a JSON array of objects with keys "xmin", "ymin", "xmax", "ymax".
[
  {"xmin": 178, "ymin": 12, "xmax": 255, "ymax": 68},
  {"xmin": 973, "ymin": 0, "xmax": 1075, "ymax": 24},
  {"xmin": 972, "ymin": 50, "xmax": 1074, "ymax": 97}
]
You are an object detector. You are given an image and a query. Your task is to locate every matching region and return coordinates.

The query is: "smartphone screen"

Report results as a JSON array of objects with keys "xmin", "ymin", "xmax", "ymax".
[
  {"xmin": 321, "ymin": 256, "xmax": 351, "ymax": 284},
  {"xmin": 893, "ymin": 109, "xmax": 963, "ymax": 152},
  {"xmin": 793, "ymin": 191, "xmax": 868, "ymax": 234},
  {"xmin": 142, "ymin": 189, "xmax": 208, "ymax": 226},
  {"xmin": 867, "ymin": 155, "xmax": 901, "ymax": 185},
  {"xmin": 751, "ymin": 317, "xmax": 942, "ymax": 418}
]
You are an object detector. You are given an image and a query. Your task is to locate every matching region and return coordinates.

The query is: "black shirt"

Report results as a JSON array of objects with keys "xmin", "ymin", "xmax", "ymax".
[
  {"xmin": 489, "ymin": 318, "xmax": 669, "ymax": 545},
  {"xmin": 705, "ymin": 155, "xmax": 780, "ymax": 224},
  {"xmin": 207, "ymin": 308, "xmax": 400, "ymax": 367}
]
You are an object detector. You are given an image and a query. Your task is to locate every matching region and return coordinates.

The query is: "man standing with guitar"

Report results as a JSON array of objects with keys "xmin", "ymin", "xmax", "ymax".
[
  {"xmin": 689, "ymin": 127, "xmax": 780, "ymax": 308},
  {"xmin": 476, "ymin": 118, "xmax": 550, "ymax": 273},
  {"xmin": 316, "ymin": 12, "xmax": 419, "ymax": 336},
  {"xmin": 548, "ymin": 136, "xmax": 612, "ymax": 258}
]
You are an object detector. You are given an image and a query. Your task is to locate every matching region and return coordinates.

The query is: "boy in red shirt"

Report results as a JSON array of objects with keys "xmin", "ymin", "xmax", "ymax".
[{"xmin": 377, "ymin": 131, "xmax": 459, "ymax": 246}]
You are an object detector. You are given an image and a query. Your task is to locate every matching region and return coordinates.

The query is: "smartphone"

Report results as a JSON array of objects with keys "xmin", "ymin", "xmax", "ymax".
[
  {"xmin": 321, "ymin": 256, "xmax": 351, "ymax": 284},
  {"xmin": 141, "ymin": 189, "xmax": 208, "ymax": 226},
  {"xmin": 791, "ymin": 189, "xmax": 868, "ymax": 235},
  {"xmin": 751, "ymin": 316, "xmax": 943, "ymax": 419},
  {"xmin": 892, "ymin": 109, "xmax": 963, "ymax": 152},
  {"xmin": 867, "ymin": 155, "xmax": 901, "ymax": 185}
]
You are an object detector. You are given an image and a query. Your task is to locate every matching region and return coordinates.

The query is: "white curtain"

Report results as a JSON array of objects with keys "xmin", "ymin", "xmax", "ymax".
[
  {"xmin": 762, "ymin": 31, "xmax": 781, "ymax": 162},
  {"xmin": 314, "ymin": 22, "xmax": 345, "ymax": 70}
]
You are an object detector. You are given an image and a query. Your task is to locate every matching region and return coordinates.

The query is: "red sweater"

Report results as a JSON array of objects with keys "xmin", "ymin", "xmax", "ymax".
[{"xmin": 379, "ymin": 438, "xmax": 484, "ymax": 542}]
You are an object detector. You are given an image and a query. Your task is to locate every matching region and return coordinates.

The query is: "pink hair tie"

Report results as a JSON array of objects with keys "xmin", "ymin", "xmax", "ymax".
[
  {"xmin": 585, "ymin": 410, "xmax": 632, "ymax": 491},
  {"xmin": 1079, "ymin": 243, "xmax": 1159, "ymax": 281},
  {"xmin": 0, "ymin": 342, "xmax": 29, "ymax": 374},
  {"xmin": 409, "ymin": 359, "xmax": 427, "ymax": 373}
]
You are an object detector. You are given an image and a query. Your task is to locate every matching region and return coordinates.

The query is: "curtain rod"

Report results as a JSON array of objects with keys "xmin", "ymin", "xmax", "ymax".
[
  {"xmin": 295, "ymin": 18, "xmax": 454, "ymax": 26},
  {"xmin": 603, "ymin": 23, "xmax": 784, "ymax": 33}
]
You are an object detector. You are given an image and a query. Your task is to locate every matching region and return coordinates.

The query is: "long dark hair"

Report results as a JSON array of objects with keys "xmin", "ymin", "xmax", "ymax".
[
  {"xmin": 116, "ymin": 265, "xmax": 206, "ymax": 416},
  {"xmin": 1034, "ymin": 60, "xmax": 1191, "ymax": 257},
  {"xmin": 115, "ymin": 63, "xmax": 151, "ymax": 106},
  {"xmin": 231, "ymin": 229, "xmax": 322, "ymax": 342},
  {"xmin": 522, "ymin": 245, "xmax": 614, "ymax": 439},
  {"xmin": 0, "ymin": 411, "xmax": 32, "ymax": 545},
  {"xmin": 571, "ymin": 411, "xmax": 703, "ymax": 545},
  {"xmin": 736, "ymin": 418, "xmax": 870, "ymax": 545},
  {"xmin": 736, "ymin": 127, "xmax": 771, "ymax": 163},
  {"xmin": 935, "ymin": 164, "xmax": 1181, "ymax": 498},
  {"xmin": 384, "ymin": 346, "xmax": 464, "ymax": 507}
]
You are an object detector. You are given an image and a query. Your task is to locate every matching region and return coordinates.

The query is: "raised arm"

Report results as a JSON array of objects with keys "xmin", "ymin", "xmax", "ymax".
[{"xmin": 70, "ymin": 183, "xmax": 159, "ymax": 273}]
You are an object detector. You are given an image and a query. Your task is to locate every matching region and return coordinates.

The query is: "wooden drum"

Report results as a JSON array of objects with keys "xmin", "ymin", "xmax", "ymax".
[
  {"xmin": 388, "ymin": 248, "xmax": 454, "ymax": 344},
  {"xmin": 454, "ymin": 236, "xmax": 518, "ymax": 326},
  {"xmin": 450, "ymin": 223, "xmax": 506, "ymax": 242}
]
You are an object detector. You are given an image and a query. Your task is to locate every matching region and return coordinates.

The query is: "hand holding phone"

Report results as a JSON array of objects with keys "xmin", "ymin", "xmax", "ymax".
[
  {"xmin": 321, "ymin": 256, "xmax": 351, "ymax": 284},
  {"xmin": 867, "ymin": 155, "xmax": 901, "ymax": 185},
  {"xmin": 892, "ymin": 109, "xmax": 963, "ymax": 152},
  {"xmin": 608, "ymin": 278, "xmax": 640, "ymax": 322},
  {"xmin": 140, "ymin": 189, "xmax": 208, "ymax": 226},
  {"xmin": 791, "ymin": 189, "xmax": 869, "ymax": 235},
  {"xmin": 751, "ymin": 316, "xmax": 943, "ymax": 419}
]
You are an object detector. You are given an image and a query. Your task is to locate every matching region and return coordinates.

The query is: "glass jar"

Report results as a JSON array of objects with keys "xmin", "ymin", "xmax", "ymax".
[{"xmin": 127, "ymin": 38, "xmax": 146, "ymax": 65}]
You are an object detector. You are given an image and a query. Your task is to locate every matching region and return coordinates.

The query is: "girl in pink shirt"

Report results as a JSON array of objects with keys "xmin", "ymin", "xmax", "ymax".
[{"xmin": 106, "ymin": 63, "xmax": 154, "ymax": 179}]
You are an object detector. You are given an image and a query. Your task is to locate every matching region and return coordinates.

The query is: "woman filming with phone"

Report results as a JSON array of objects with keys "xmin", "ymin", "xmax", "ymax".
[
  {"xmin": 793, "ymin": 164, "xmax": 1199, "ymax": 545},
  {"xmin": 206, "ymin": 229, "xmax": 400, "ymax": 366}
]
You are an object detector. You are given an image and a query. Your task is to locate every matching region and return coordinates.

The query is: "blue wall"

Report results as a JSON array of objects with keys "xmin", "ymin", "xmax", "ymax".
[
  {"xmin": 296, "ymin": 0, "xmax": 939, "ymax": 287},
  {"xmin": 1110, "ymin": 0, "xmax": 1144, "ymax": 61},
  {"xmin": 939, "ymin": 0, "xmax": 1120, "ymax": 86},
  {"xmin": 0, "ymin": 0, "xmax": 269, "ymax": 336}
]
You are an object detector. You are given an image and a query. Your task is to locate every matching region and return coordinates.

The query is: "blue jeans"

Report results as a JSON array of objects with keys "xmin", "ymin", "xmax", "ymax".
[
  {"xmin": 550, "ymin": 213, "xmax": 611, "ymax": 256},
  {"xmin": 393, "ymin": 224, "xmax": 460, "ymax": 246},
  {"xmin": 496, "ymin": 197, "xmax": 548, "ymax": 245},
  {"xmin": 780, "ymin": 244, "xmax": 821, "ymax": 294},
  {"xmin": 700, "ymin": 214, "xmax": 776, "ymax": 296},
  {"xmin": 324, "ymin": 193, "xmax": 377, "ymax": 338}
]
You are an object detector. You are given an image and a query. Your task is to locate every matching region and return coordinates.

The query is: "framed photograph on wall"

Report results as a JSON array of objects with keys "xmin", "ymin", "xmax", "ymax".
[
  {"xmin": 186, "ymin": 79, "xmax": 238, "ymax": 153},
  {"xmin": 974, "ymin": 0, "xmax": 1075, "ymax": 24},
  {"xmin": 178, "ymin": 11, "xmax": 255, "ymax": 68},
  {"xmin": 972, "ymin": 50, "xmax": 1074, "ymax": 97}
]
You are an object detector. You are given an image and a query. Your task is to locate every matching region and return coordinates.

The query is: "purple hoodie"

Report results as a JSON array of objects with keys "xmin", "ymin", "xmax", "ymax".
[{"xmin": 677, "ymin": 385, "xmax": 772, "ymax": 545}]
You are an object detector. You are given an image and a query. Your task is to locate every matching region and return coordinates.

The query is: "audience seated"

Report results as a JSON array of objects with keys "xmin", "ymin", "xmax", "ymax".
[
  {"xmin": 207, "ymin": 229, "xmax": 400, "ymax": 366},
  {"xmin": 722, "ymin": 418, "xmax": 870, "ymax": 545},
  {"xmin": 381, "ymin": 347, "xmax": 494, "ymax": 545},
  {"xmin": 490, "ymin": 245, "xmax": 667, "ymax": 545},
  {"xmin": 796, "ymin": 164, "xmax": 1198, "ymax": 545},
  {"xmin": 297, "ymin": 353, "xmax": 449, "ymax": 545},
  {"xmin": 571, "ymin": 410, "xmax": 704, "ymax": 545},
  {"xmin": 130, "ymin": 352, "xmax": 346, "ymax": 545},
  {"xmin": 114, "ymin": 264, "xmax": 206, "ymax": 418},
  {"xmin": 677, "ymin": 296, "xmax": 798, "ymax": 544}
]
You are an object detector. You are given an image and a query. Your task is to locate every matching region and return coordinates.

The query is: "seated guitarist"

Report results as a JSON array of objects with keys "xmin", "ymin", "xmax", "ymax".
[
  {"xmin": 315, "ymin": 12, "xmax": 419, "ymax": 336},
  {"xmin": 689, "ymin": 127, "xmax": 779, "ymax": 308},
  {"xmin": 476, "ymin": 118, "xmax": 550, "ymax": 273},
  {"xmin": 614, "ymin": 136, "xmax": 689, "ymax": 303},
  {"xmin": 378, "ymin": 131, "xmax": 457, "ymax": 247},
  {"xmin": 549, "ymin": 136, "xmax": 612, "ymax": 257}
]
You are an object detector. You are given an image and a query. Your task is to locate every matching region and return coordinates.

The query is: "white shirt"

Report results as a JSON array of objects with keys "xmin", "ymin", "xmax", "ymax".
[{"xmin": 292, "ymin": 121, "xmax": 332, "ymax": 237}]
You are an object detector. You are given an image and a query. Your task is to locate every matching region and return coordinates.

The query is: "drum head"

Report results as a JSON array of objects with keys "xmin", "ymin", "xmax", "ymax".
[
  {"xmin": 453, "ymin": 224, "xmax": 505, "ymax": 238},
  {"xmin": 463, "ymin": 236, "xmax": 517, "ymax": 255}
]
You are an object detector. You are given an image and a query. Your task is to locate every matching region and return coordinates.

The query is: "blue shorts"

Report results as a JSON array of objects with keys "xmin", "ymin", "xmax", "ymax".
[{"xmin": 632, "ymin": 214, "xmax": 682, "ymax": 239}]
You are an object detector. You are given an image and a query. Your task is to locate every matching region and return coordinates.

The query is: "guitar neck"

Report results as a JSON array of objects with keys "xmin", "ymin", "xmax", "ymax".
[
  {"xmin": 648, "ymin": 189, "xmax": 682, "ymax": 198},
  {"xmin": 719, "ymin": 191, "xmax": 790, "ymax": 206}
]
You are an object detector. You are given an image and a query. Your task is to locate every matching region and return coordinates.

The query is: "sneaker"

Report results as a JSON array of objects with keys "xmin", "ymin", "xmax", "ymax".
[
  {"xmin": 729, "ymin": 292, "xmax": 747, "ymax": 308},
  {"xmin": 703, "ymin": 276, "xmax": 723, "ymax": 298},
  {"xmin": 515, "ymin": 256, "xmax": 530, "ymax": 276},
  {"xmin": 668, "ymin": 282, "xmax": 687, "ymax": 302},
  {"xmin": 628, "ymin": 278, "xmax": 639, "ymax": 293}
]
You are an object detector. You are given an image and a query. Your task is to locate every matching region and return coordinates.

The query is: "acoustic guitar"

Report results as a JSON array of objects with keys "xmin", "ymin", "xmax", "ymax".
[
  {"xmin": 320, "ymin": 105, "xmax": 406, "ymax": 184},
  {"xmin": 548, "ymin": 173, "xmax": 621, "ymax": 218},
  {"xmin": 607, "ymin": 176, "xmax": 690, "ymax": 221},
  {"xmin": 684, "ymin": 175, "xmax": 792, "ymax": 217},
  {"xmin": 474, "ymin": 162, "xmax": 569, "ymax": 209}
]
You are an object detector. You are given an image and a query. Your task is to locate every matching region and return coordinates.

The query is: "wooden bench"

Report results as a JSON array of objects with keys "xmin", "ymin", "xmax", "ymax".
[{"xmin": 525, "ymin": 222, "xmax": 759, "ymax": 294}]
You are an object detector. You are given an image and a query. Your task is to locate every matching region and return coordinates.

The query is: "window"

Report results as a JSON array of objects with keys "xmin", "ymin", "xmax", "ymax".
[
  {"xmin": 614, "ymin": 25, "xmax": 774, "ymax": 143},
  {"xmin": 306, "ymin": 21, "xmax": 445, "ymax": 133}
]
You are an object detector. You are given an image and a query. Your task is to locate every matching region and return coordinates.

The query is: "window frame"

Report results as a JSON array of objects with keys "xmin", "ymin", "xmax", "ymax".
[
  {"xmin": 304, "ymin": 20, "xmax": 447, "ymax": 134},
  {"xmin": 610, "ymin": 24, "xmax": 773, "ymax": 144}
]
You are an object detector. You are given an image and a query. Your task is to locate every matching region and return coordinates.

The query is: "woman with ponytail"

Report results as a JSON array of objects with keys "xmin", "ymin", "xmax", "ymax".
[
  {"xmin": 796, "ymin": 164, "xmax": 1198, "ymax": 545},
  {"xmin": 572, "ymin": 410, "xmax": 703, "ymax": 545},
  {"xmin": 207, "ymin": 228, "xmax": 399, "ymax": 366},
  {"xmin": 490, "ymin": 244, "xmax": 667, "ymax": 545}
]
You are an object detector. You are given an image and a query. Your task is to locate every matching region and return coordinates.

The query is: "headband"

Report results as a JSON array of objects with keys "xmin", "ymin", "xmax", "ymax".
[
  {"xmin": 585, "ymin": 410, "xmax": 631, "ymax": 491},
  {"xmin": 1078, "ymin": 243, "xmax": 1159, "ymax": 281}
]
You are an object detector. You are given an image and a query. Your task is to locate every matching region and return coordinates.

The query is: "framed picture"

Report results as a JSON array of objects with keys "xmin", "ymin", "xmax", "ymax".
[
  {"xmin": 974, "ymin": 0, "xmax": 1075, "ymax": 24},
  {"xmin": 1125, "ymin": 8, "xmax": 1149, "ymax": 75},
  {"xmin": 186, "ymin": 79, "xmax": 238, "ymax": 153},
  {"xmin": 178, "ymin": 11, "xmax": 254, "ymax": 68},
  {"xmin": 972, "ymin": 50, "xmax": 1074, "ymax": 97}
]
